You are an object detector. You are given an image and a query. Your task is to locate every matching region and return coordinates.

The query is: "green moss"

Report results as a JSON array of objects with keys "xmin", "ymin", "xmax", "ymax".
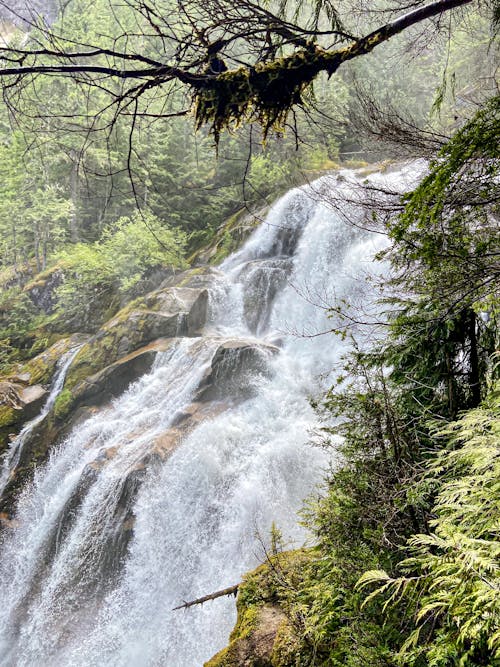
[
  {"xmin": 193, "ymin": 45, "xmax": 327, "ymax": 141},
  {"xmin": 23, "ymin": 261, "xmax": 67, "ymax": 293},
  {"xmin": 21, "ymin": 336, "xmax": 73, "ymax": 385},
  {"xmin": 205, "ymin": 551, "xmax": 314, "ymax": 667},
  {"xmin": 230, "ymin": 605, "xmax": 260, "ymax": 643},
  {"xmin": 204, "ymin": 647, "xmax": 228, "ymax": 667},
  {"xmin": 0, "ymin": 405, "xmax": 18, "ymax": 428},
  {"xmin": 53, "ymin": 387, "xmax": 74, "ymax": 420},
  {"xmin": 63, "ymin": 307, "xmax": 135, "ymax": 390},
  {"xmin": 203, "ymin": 606, "xmax": 262, "ymax": 667},
  {"xmin": 270, "ymin": 619, "xmax": 301, "ymax": 667}
]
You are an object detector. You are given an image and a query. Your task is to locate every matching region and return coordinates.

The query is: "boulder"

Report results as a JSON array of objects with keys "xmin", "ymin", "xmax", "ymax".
[
  {"xmin": 66, "ymin": 338, "xmax": 175, "ymax": 415},
  {"xmin": 64, "ymin": 286, "xmax": 209, "ymax": 390},
  {"xmin": 18, "ymin": 384, "xmax": 48, "ymax": 418},
  {"xmin": 196, "ymin": 339, "xmax": 279, "ymax": 402}
]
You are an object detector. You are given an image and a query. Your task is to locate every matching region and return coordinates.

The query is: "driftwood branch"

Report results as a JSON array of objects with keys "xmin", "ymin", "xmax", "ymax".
[{"xmin": 173, "ymin": 583, "xmax": 240, "ymax": 611}]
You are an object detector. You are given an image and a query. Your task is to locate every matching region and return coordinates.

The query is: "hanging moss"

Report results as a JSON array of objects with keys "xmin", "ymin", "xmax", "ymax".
[
  {"xmin": 193, "ymin": 45, "xmax": 335, "ymax": 142},
  {"xmin": 191, "ymin": 26, "xmax": 398, "ymax": 142}
]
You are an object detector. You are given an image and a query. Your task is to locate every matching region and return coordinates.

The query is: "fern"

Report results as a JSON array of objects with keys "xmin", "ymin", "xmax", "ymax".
[{"xmin": 358, "ymin": 384, "xmax": 500, "ymax": 665}]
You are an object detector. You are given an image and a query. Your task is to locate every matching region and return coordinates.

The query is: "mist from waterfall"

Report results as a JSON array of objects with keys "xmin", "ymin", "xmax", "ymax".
[{"xmin": 0, "ymin": 164, "xmax": 423, "ymax": 666}]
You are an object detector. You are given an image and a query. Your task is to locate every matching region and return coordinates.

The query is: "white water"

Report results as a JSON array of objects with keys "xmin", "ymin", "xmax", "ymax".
[
  {"xmin": 0, "ymin": 164, "xmax": 422, "ymax": 666},
  {"xmin": 0, "ymin": 345, "xmax": 82, "ymax": 497}
]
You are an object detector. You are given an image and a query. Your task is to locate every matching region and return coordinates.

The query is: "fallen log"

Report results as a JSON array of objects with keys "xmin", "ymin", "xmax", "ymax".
[{"xmin": 173, "ymin": 583, "xmax": 239, "ymax": 610}]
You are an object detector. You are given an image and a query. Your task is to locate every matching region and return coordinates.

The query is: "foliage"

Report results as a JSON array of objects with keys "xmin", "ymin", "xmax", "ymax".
[
  {"xmin": 99, "ymin": 211, "xmax": 188, "ymax": 291},
  {"xmin": 53, "ymin": 211, "xmax": 187, "ymax": 321},
  {"xmin": 389, "ymin": 95, "xmax": 500, "ymax": 312},
  {"xmin": 358, "ymin": 383, "xmax": 500, "ymax": 666}
]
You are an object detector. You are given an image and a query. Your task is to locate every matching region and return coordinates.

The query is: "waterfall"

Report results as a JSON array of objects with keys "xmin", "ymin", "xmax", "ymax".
[{"xmin": 0, "ymin": 163, "xmax": 423, "ymax": 666}]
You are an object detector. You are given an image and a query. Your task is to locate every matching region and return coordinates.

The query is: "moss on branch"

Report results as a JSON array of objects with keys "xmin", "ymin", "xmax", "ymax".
[{"xmin": 193, "ymin": 44, "xmax": 340, "ymax": 141}]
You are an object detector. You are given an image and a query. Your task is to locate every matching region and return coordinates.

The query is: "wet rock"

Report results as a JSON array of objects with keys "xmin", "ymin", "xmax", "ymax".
[
  {"xmin": 18, "ymin": 385, "xmax": 47, "ymax": 417},
  {"xmin": 142, "ymin": 285, "xmax": 209, "ymax": 334},
  {"xmin": 196, "ymin": 339, "xmax": 279, "ymax": 402},
  {"xmin": 65, "ymin": 286, "xmax": 209, "ymax": 390},
  {"xmin": 68, "ymin": 338, "xmax": 175, "ymax": 413},
  {"xmin": 0, "ymin": 381, "xmax": 47, "ymax": 451},
  {"xmin": 189, "ymin": 207, "xmax": 265, "ymax": 266},
  {"xmin": 238, "ymin": 258, "xmax": 293, "ymax": 334},
  {"xmin": 17, "ymin": 335, "xmax": 88, "ymax": 386},
  {"xmin": 152, "ymin": 401, "xmax": 230, "ymax": 459}
]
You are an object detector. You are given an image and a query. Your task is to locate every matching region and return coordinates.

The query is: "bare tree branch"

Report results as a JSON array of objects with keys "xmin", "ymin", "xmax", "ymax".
[{"xmin": 172, "ymin": 583, "xmax": 239, "ymax": 610}]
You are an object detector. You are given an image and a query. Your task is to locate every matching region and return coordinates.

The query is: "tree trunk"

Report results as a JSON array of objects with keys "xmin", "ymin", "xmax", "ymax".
[{"xmin": 468, "ymin": 309, "xmax": 481, "ymax": 407}]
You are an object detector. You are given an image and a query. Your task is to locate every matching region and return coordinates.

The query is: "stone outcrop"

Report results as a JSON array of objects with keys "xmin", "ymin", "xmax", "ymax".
[
  {"xmin": 206, "ymin": 605, "xmax": 289, "ymax": 667},
  {"xmin": 19, "ymin": 335, "xmax": 86, "ymax": 386},
  {"xmin": 0, "ymin": 254, "xmax": 285, "ymax": 551},
  {"xmin": 189, "ymin": 208, "xmax": 264, "ymax": 266},
  {"xmin": 24, "ymin": 266, "xmax": 64, "ymax": 314},
  {"xmin": 196, "ymin": 339, "xmax": 279, "ymax": 402},
  {"xmin": 58, "ymin": 338, "xmax": 175, "ymax": 418},
  {"xmin": 0, "ymin": 335, "xmax": 86, "ymax": 451},
  {"xmin": 0, "ymin": 268, "xmax": 222, "ymax": 514},
  {"xmin": 0, "ymin": 381, "xmax": 47, "ymax": 452},
  {"xmin": 64, "ymin": 282, "xmax": 209, "ymax": 390}
]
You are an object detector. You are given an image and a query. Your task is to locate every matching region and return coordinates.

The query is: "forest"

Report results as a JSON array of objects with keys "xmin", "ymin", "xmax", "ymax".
[{"xmin": 0, "ymin": 0, "xmax": 498, "ymax": 665}]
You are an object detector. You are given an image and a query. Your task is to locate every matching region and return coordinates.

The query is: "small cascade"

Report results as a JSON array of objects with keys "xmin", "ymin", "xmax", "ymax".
[
  {"xmin": 0, "ymin": 163, "xmax": 424, "ymax": 666},
  {"xmin": 0, "ymin": 345, "xmax": 82, "ymax": 498}
]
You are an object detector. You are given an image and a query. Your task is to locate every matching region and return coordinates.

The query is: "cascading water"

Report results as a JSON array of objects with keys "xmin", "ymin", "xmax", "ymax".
[
  {"xmin": 0, "ymin": 163, "xmax": 423, "ymax": 666},
  {"xmin": 0, "ymin": 345, "xmax": 82, "ymax": 498}
]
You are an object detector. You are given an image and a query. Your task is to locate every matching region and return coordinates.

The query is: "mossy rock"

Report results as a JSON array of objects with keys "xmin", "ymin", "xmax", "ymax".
[
  {"xmin": 0, "ymin": 381, "xmax": 48, "ymax": 452},
  {"xmin": 0, "ymin": 404, "xmax": 18, "ymax": 429},
  {"xmin": 65, "ymin": 286, "xmax": 209, "ymax": 390},
  {"xmin": 205, "ymin": 550, "xmax": 312, "ymax": 667},
  {"xmin": 190, "ymin": 207, "xmax": 265, "ymax": 266},
  {"xmin": 19, "ymin": 335, "xmax": 82, "ymax": 386},
  {"xmin": 53, "ymin": 387, "xmax": 74, "ymax": 421},
  {"xmin": 55, "ymin": 338, "xmax": 176, "ymax": 420},
  {"xmin": 206, "ymin": 605, "xmax": 283, "ymax": 667}
]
